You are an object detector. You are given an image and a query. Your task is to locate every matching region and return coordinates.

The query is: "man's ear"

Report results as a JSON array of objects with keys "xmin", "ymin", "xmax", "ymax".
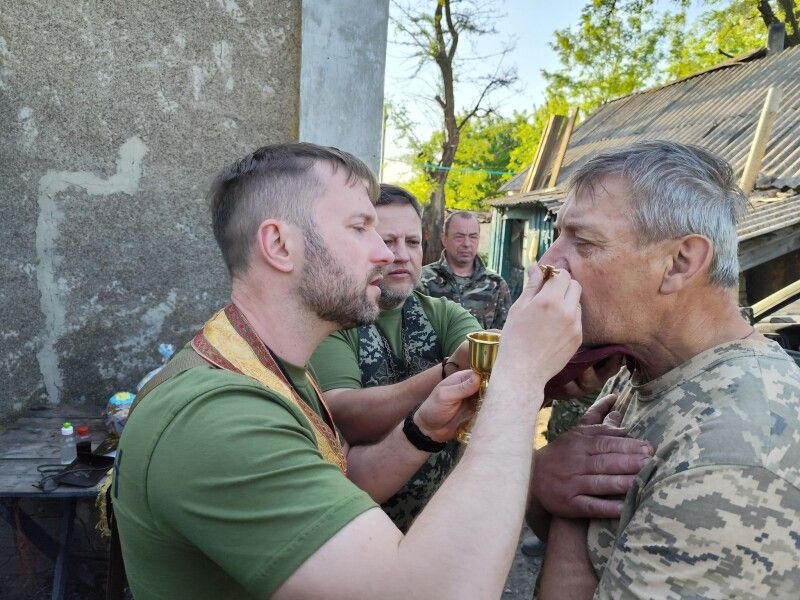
[
  {"xmin": 255, "ymin": 219, "xmax": 299, "ymax": 273},
  {"xmin": 659, "ymin": 234, "xmax": 713, "ymax": 294},
  {"xmin": 440, "ymin": 231, "xmax": 446, "ymax": 247}
]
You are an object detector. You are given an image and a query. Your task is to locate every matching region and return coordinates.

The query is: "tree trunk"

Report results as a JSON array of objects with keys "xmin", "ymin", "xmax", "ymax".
[
  {"xmin": 756, "ymin": 0, "xmax": 800, "ymax": 47},
  {"xmin": 422, "ymin": 185, "xmax": 445, "ymax": 264},
  {"xmin": 757, "ymin": 0, "xmax": 779, "ymax": 30},
  {"xmin": 422, "ymin": 125, "xmax": 458, "ymax": 264},
  {"xmin": 403, "ymin": 0, "xmax": 514, "ymax": 261},
  {"xmin": 777, "ymin": 0, "xmax": 800, "ymax": 46}
]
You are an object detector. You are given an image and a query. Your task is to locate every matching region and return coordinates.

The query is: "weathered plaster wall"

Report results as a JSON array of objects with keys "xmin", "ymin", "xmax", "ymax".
[
  {"xmin": 0, "ymin": 1, "xmax": 302, "ymax": 418},
  {"xmin": 299, "ymin": 0, "xmax": 390, "ymax": 174}
]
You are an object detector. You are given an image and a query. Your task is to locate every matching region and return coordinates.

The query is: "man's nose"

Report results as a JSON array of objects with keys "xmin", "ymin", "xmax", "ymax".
[
  {"xmin": 538, "ymin": 242, "xmax": 567, "ymax": 269},
  {"xmin": 392, "ymin": 240, "xmax": 411, "ymax": 263},
  {"xmin": 373, "ymin": 234, "xmax": 394, "ymax": 266}
]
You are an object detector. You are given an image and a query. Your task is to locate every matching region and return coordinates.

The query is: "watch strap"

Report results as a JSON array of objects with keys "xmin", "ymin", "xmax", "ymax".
[{"xmin": 402, "ymin": 406, "xmax": 447, "ymax": 453}]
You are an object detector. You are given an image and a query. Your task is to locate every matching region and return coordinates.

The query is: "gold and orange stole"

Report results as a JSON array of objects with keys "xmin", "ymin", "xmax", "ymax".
[{"xmin": 192, "ymin": 304, "xmax": 347, "ymax": 474}]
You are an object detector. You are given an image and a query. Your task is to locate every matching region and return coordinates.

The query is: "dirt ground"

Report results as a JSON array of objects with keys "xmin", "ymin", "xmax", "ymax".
[{"xmin": 504, "ymin": 525, "xmax": 542, "ymax": 599}]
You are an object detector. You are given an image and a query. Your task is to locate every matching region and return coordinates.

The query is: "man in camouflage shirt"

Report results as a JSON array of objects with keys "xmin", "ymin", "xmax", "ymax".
[
  {"xmin": 310, "ymin": 185, "xmax": 480, "ymax": 531},
  {"xmin": 418, "ymin": 211, "xmax": 512, "ymax": 329},
  {"xmin": 535, "ymin": 141, "xmax": 800, "ymax": 599}
]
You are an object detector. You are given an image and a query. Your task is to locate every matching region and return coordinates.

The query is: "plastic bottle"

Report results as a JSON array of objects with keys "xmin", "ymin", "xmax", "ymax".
[
  {"xmin": 60, "ymin": 422, "xmax": 77, "ymax": 465},
  {"xmin": 136, "ymin": 343, "xmax": 176, "ymax": 391},
  {"xmin": 75, "ymin": 424, "xmax": 92, "ymax": 455},
  {"xmin": 105, "ymin": 391, "xmax": 136, "ymax": 436}
]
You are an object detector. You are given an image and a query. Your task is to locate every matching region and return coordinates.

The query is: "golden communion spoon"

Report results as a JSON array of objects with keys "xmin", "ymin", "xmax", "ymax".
[{"xmin": 538, "ymin": 264, "xmax": 561, "ymax": 281}]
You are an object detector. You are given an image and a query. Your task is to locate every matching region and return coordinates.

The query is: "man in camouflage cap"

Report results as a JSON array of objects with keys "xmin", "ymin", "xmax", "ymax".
[
  {"xmin": 535, "ymin": 141, "xmax": 800, "ymax": 598},
  {"xmin": 419, "ymin": 211, "xmax": 512, "ymax": 329}
]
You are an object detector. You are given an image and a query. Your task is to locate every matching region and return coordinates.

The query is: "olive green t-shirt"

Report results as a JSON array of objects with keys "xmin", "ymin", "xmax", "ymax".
[
  {"xmin": 113, "ymin": 352, "xmax": 376, "ymax": 600},
  {"xmin": 309, "ymin": 292, "xmax": 481, "ymax": 391}
]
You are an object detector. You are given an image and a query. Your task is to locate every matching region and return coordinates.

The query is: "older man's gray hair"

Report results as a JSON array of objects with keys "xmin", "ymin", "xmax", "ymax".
[{"xmin": 568, "ymin": 140, "xmax": 747, "ymax": 288}]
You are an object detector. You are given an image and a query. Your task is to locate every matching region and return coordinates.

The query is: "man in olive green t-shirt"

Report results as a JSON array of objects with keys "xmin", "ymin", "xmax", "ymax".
[
  {"xmin": 311, "ymin": 185, "xmax": 481, "ymax": 531},
  {"xmin": 114, "ymin": 144, "xmax": 651, "ymax": 600}
]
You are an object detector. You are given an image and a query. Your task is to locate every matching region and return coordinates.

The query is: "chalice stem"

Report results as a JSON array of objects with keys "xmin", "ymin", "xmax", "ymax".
[{"xmin": 456, "ymin": 330, "xmax": 499, "ymax": 444}]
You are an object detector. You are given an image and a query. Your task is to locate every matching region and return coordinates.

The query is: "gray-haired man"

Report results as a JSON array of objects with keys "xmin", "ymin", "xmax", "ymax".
[{"xmin": 535, "ymin": 141, "xmax": 800, "ymax": 598}]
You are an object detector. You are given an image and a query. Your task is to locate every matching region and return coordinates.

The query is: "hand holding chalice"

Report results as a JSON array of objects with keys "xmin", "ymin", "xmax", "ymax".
[{"xmin": 456, "ymin": 330, "xmax": 501, "ymax": 444}]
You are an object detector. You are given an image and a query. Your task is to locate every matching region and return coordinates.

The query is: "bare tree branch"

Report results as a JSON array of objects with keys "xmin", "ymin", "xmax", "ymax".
[
  {"xmin": 389, "ymin": 0, "xmax": 517, "ymax": 261},
  {"xmin": 756, "ymin": 0, "xmax": 779, "ymax": 29}
]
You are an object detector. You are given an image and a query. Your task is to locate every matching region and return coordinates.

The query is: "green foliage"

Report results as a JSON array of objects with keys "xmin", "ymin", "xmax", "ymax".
[
  {"xmin": 542, "ymin": 1, "xmax": 684, "ymax": 113},
  {"xmin": 394, "ymin": 112, "xmax": 541, "ymax": 210},
  {"xmin": 666, "ymin": 0, "xmax": 772, "ymax": 79}
]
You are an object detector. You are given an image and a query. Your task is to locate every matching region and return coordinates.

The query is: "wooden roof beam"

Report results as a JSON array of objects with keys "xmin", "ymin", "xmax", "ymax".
[
  {"xmin": 522, "ymin": 114, "xmax": 565, "ymax": 193},
  {"xmin": 740, "ymin": 85, "xmax": 782, "ymax": 195}
]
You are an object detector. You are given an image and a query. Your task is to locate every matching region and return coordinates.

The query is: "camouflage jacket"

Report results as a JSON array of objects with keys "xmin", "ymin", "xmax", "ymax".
[
  {"xmin": 418, "ymin": 252, "xmax": 512, "ymax": 330},
  {"xmin": 588, "ymin": 339, "xmax": 800, "ymax": 599},
  {"xmin": 357, "ymin": 294, "xmax": 460, "ymax": 532}
]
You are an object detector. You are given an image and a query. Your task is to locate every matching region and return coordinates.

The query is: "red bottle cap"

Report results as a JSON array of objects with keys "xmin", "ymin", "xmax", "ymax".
[{"xmin": 75, "ymin": 425, "xmax": 90, "ymax": 436}]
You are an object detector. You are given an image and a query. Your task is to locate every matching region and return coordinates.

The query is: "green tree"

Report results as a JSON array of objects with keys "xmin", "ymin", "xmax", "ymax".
[
  {"xmin": 755, "ymin": 0, "xmax": 800, "ymax": 46},
  {"xmin": 503, "ymin": 0, "xmax": 782, "ymax": 197},
  {"xmin": 398, "ymin": 112, "xmax": 543, "ymax": 210},
  {"xmin": 539, "ymin": 0, "xmax": 792, "ymax": 123},
  {"xmin": 541, "ymin": 1, "xmax": 684, "ymax": 114},
  {"xmin": 667, "ymin": 0, "xmax": 775, "ymax": 79},
  {"xmin": 595, "ymin": 0, "xmax": 798, "ymax": 48}
]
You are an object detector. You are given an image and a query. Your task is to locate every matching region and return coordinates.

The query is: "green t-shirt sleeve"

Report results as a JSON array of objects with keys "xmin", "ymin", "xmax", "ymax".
[
  {"xmin": 309, "ymin": 329, "xmax": 363, "ymax": 391},
  {"xmin": 423, "ymin": 294, "xmax": 482, "ymax": 356},
  {"xmin": 147, "ymin": 383, "xmax": 376, "ymax": 599}
]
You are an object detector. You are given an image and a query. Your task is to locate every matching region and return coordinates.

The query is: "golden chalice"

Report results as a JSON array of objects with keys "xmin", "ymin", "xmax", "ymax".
[{"xmin": 456, "ymin": 331, "xmax": 501, "ymax": 444}]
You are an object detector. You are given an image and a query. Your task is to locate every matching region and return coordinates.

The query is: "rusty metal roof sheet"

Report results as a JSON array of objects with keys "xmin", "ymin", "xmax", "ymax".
[
  {"xmin": 490, "ymin": 186, "xmax": 566, "ymax": 211},
  {"xmin": 501, "ymin": 45, "xmax": 800, "ymax": 196},
  {"xmin": 738, "ymin": 193, "xmax": 800, "ymax": 240}
]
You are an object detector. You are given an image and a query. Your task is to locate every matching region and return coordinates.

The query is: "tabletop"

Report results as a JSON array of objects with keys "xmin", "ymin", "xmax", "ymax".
[{"xmin": 0, "ymin": 406, "xmax": 109, "ymax": 498}]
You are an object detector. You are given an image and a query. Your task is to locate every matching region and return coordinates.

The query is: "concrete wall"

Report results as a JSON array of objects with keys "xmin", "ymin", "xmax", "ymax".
[
  {"xmin": 1, "ymin": 1, "xmax": 389, "ymax": 421},
  {"xmin": 0, "ymin": 1, "xmax": 307, "ymax": 418},
  {"xmin": 299, "ymin": 0, "xmax": 390, "ymax": 174}
]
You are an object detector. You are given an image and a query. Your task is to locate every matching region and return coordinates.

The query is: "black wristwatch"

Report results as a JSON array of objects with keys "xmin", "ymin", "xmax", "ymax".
[
  {"xmin": 441, "ymin": 356, "xmax": 458, "ymax": 379},
  {"xmin": 403, "ymin": 406, "xmax": 447, "ymax": 453}
]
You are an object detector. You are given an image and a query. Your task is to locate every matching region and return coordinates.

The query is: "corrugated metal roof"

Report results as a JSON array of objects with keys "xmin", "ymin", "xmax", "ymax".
[
  {"xmin": 490, "ymin": 189, "xmax": 800, "ymax": 243},
  {"xmin": 501, "ymin": 45, "xmax": 800, "ymax": 195},
  {"xmin": 490, "ymin": 186, "xmax": 566, "ymax": 211},
  {"xmin": 739, "ymin": 193, "xmax": 800, "ymax": 240}
]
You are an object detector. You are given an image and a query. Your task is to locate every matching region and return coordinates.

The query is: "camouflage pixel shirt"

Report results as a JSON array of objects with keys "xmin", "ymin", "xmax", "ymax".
[
  {"xmin": 588, "ymin": 339, "xmax": 800, "ymax": 599},
  {"xmin": 418, "ymin": 251, "xmax": 512, "ymax": 330}
]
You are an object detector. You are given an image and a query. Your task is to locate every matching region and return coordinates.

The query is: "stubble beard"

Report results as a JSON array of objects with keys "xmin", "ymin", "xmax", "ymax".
[
  {"xmin": 447, "ymin": 250, "xmax": 474, "ymax": 270},
  {"xmin": 377, "ymin": 281, "xmax": 414, "ymax": 311},
  {"xmin": 298, "ymin": 229, "xmax": 380, "ymax": 329}
]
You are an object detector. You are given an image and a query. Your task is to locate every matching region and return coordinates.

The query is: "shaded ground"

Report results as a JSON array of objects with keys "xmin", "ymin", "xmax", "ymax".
[{"xmin": 504, "ymin": 525, "xmax": 542, "ymax": 599}]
